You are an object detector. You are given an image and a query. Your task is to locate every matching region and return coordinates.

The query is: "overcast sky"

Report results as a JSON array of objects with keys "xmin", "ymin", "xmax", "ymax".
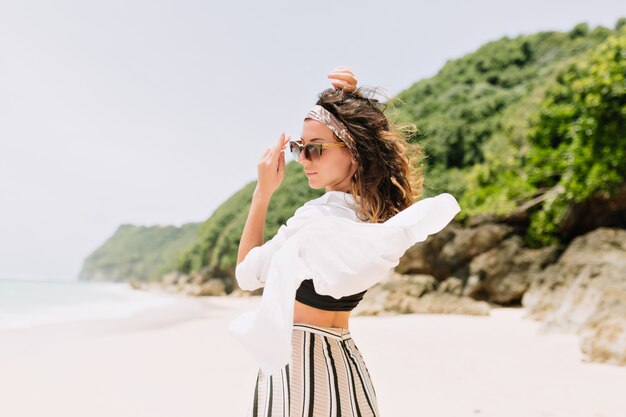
[{"xmin": 0, "ymin": 0, "xmax": 623, "ymax": 281}]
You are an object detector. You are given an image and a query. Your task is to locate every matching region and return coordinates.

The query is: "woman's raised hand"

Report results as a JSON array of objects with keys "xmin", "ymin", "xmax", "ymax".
[
  {"xmin": 256, "ymin": 132, "xmax": 291, "ymax": 197},
  {"xmin": 327, "ymin": 66, "xmax": 358, "ymax": 92}
]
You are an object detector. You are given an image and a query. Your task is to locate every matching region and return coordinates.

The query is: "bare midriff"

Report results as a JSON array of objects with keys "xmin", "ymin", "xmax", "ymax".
[{"xmin": 293, "ymin": 299, "xmax": 351, "ymax": 329}]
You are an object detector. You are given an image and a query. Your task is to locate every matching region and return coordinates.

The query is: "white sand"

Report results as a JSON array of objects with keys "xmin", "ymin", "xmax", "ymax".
[{"xmin": 1, "ymin": 294, "xmax": 624, "ymax": 417}]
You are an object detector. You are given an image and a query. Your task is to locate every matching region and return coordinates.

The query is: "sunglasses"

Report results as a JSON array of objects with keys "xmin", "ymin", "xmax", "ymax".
[{"xmin": 288, "ymin": 140, "xmax": 347, "ymax": 161}]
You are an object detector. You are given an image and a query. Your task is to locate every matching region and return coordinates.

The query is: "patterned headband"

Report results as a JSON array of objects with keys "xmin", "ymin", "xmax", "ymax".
[{"xmin": 304, "ymin": 105, "xmax": 357, "ymax": 157}]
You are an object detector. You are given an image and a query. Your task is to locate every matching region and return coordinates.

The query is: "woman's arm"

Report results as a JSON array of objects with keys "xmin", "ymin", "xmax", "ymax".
[
  {"xmin": 237, "ymin": 188, "xmax": 272, "ymax": 264},
  {"xmin": 237, "ymin": 132, "xmax": 290, "ymax": 265},
  {"xmin": 235, "ymin": 203, "xmax": 318, "ymax": 291}
]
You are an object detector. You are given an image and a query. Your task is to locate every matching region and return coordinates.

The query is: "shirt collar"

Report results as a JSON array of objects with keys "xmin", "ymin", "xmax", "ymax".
[{"xmin": 305, "ymin": 191, "xmax": 357, "ymax": 210}]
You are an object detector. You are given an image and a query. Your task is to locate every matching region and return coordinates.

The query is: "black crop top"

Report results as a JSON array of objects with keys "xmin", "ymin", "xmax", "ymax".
[{"xmin": 295, "ymin": 279, "xmax": 367, "ymax": 311}]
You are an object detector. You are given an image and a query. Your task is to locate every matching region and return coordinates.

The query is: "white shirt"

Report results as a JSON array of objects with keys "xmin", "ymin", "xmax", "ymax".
[
  {"xmin": 234, "ymin": 191, "xmax": 367, "ymax": 291},
  {"xmin": 229, "ymin": 191, "xmax": 461, "ymax": 376}
]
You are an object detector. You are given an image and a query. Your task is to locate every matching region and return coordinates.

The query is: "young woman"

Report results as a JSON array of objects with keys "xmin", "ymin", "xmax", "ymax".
[{"xmin": 232, "ymin": 67, "xmax": 460, "ymax": 416}]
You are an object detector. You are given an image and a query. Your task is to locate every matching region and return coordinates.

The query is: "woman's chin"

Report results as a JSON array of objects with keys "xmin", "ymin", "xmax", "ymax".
[{"xmin": 306, "ymin": 178, "xmax": 324, "ymax": 189}]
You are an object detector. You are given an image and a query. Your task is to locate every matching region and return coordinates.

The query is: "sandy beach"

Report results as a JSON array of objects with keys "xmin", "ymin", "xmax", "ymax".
[{"xmin": 1, "ymin": 293, "xmax": 624, "ymax": 417}]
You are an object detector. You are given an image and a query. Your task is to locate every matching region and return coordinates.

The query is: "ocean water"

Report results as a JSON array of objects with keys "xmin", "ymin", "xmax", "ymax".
[{"xmin": 0, "ymin": 278, "xmax": 177, "ymax": 331}]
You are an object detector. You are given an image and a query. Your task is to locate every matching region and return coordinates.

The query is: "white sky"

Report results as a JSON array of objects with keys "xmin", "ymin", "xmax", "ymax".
[{"xmin": 1, "ymin": 0, "xmax": 624, "ymax": 281}]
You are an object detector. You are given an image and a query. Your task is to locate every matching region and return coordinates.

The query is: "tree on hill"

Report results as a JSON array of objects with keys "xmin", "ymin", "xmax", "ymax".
[{"xmin": 525, "ymin": 28, "xmax": 626, "ymax": 245}]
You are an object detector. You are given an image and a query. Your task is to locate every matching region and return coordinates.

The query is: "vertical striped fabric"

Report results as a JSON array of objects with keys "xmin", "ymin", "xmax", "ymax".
[{"xmin": 248, "ymin": 323, "xmax": 380, "ymax": 417}]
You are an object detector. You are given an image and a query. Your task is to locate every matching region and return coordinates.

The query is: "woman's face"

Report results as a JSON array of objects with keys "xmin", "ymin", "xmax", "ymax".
[{"xmin": 297, "ymin": 119, "xmax": 357, "ymax": 193}]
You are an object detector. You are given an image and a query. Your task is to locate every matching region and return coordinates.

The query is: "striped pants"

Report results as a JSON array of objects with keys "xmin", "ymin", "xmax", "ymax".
[{"xmin": 248, "ymin": 323, "xmax": 380, "ymax": 417}]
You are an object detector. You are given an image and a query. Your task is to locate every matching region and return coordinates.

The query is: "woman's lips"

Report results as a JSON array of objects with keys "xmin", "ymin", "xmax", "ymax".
[{"xmin": 306, "ymin": 172, "xmax": 317, "ymax": 177}]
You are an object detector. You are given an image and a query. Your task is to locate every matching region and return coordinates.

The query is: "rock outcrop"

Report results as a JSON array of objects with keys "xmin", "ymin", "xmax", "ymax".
[
  {"xmin": 353, "ymin": 272, "xmax": 491, "ymax": 317},
  {"xmin": 134, "ymin": 268, "xmax": 232, "ymax": 297},
  {"xmin": 523, "ymin": 228, "xmax": 626, "ymax": 366}
]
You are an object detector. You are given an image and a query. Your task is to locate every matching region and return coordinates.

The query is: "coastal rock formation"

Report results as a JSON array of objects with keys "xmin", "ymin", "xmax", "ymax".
[
  {"xmin": 353, "ymin": 272, "xmax": 491, "ymax": 317},
  {"xmin": 395, "ymin": 221, "xmax": 516, "ymax": 279},
  {"xmin": 136, "ymin": 269, "xmax": 231, "ymax": 297},
  {"xmin": 523, "ymin": 227, "xmax": 626, "ymax": 366},
  {"xmin": 355, "ymin": 223, "xmax": 626, "ymax": 366},
  {"xmin": 397, "ymin": 221, "xmax": 561, "ymax": 306},
  {"xmin": 467, "ymin": 235, "xmax": 561, "ymax": 304}
]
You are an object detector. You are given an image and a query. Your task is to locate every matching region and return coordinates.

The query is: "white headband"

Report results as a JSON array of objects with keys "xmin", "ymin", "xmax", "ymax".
[{"xmin": 304, "ymin": 105, "xmax": 357, "ymax": 156}]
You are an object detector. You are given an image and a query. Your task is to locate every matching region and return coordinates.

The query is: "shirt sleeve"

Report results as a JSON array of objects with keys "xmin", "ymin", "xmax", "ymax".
[
  {"xmin": 234, "ymin": 203, "xmax": 322, "ymax": 291},
  {"xmin": 304, "ymin": 193, "xmax": 462, "ymax": 298}
]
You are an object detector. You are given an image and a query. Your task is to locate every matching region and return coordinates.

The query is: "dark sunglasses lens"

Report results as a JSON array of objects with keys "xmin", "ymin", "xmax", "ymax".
[
  {"xmin": 306, "ymin": 145, "xmax": 322, "ymax": 160},
  {"xmin": 289, "ymin": 142, "xmax": 322, "ymax": 161}
]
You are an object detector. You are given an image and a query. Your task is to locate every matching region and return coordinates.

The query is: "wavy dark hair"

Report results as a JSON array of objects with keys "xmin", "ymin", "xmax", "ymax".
[{"xmin": 316, "ymin": 87, "xmax": 424, "ymax": 223}]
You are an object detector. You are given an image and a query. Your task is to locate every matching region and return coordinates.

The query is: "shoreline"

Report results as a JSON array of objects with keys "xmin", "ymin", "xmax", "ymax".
[{"xmin": 0, "ymin": 290, "xmax": 259, "ymax": 358}]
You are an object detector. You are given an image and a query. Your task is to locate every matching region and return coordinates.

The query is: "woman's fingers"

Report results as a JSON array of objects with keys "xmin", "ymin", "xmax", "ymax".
[
  {"xmin": 274, "ymin": 132, "xmax": 289, "ymax": 153},
  {"xmin": 280, "ymin": 133, "xmax": 290, "ymax": 153},
  {"xmin": 266, "ymin": 133, "xmax": 290, "ymax": 166},
  {"xmin": 328, "ymin": 71, "xmax": 356, "ymax": 82},
  {"xmin": 257, "ymin": 133, "xmax": 289, "ymax": 195},
  {"xmin": 328, "ymin": 67, "xmax": 358, "ymax": 91},
  {"xmin": 328, "ymin": 66, "xmax": 356, "ymax": 78},
  {"xmin": 330, "ymin": 80, "xmax": 348, "ymax": 88},
  {"xmin": 330, "ymin": 79, "xmax": 357, "ymax": 92},
  {"xmin": 329, "ymin": 65, "xmax": 354, "ymax": 74},
  {"xmin": 329, "ymin": 75, "xmax": 359, "ymax": 87},
  {"xmin": 277, "ymin": 149, "xmax": 285, "ymax": 173}
]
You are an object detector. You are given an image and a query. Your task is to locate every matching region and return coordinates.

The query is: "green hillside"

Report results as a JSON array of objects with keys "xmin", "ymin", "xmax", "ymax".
[
  {"xmin": 390, "ymin": 22, "xmax": 614, "ymax": 200},
  {"xmin": 79, "ymin": 223, "xmax": 201, "ymax": 282},
  {"xmin": 390, "ymin": 20, "xmax": 625, "ymax": 245}
]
